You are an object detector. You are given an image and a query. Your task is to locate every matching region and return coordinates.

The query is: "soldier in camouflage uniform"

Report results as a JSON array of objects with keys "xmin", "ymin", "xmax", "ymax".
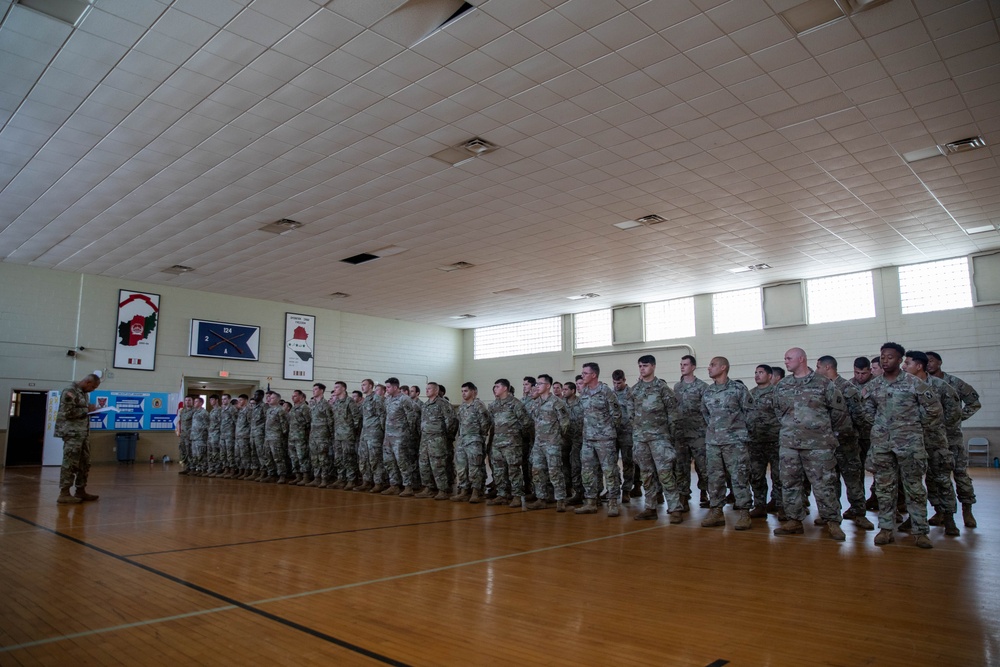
[
  {"xmin": 905, "ymin": 352, "xmax": 961, "ymax": 536},
  {"xmin": 562, "ymin": 380, "xmax": 584, "ymax": 504},
  {"xmin": 234, "ymin": 395, "xmax": 252, "ymax": 478},
  {"xmin": 382, "ymin": 378, "xmax": 419, "ymax": 496},
  {"xmin": 521, "ymin": 377, "xmax": 538, "ymax": 502},
  {"xmin": 55, "ymin": 373, "xmax": 101, "ymax": 504},
  {"xmin": 575, "ymin": 363, "xmax": 622, "ymax": 517},
  {"xmin": 630, "ymin": 356, "xmax": 683, "ymax": 522},
  {"xmin": 487, "ymin": 379, "xmax": 532, "ymax": 507},
  {"xmin": 219, "ymin": 394, "xmax": 238, "ymax": 478},
  {"xmin": 851, "ymin": 356, "xmax": 878, "ymax": 509},
  {"xmin": 817, "ymin": 356, "xmax": 874, "ymax": 531},
  {"xmin": 927, "ymin": 351, "xmax": 981, "ymax": 528},
  {"xmin": 287, "ymin": 390, "xmax": 311, "ymax": 484},
  {"xmin": 190, "ymin": 397, "xmax": 209, "ymax": 476},
  {"xmin": 250, "ymin": 390, "xmax": 271, "ymax": 481},
  {"xmin": 330, "ymin": 381, "xmax": 362, "ymax": 490},
  {"xmin": 263, "ymin": 392, "xmax": 289, "ymax": 482},
  {"xmin": 207, "ymin": 394, "xmax": 222, "ymax": 476},
  {"xmin": 407, "ymin": 385, "xmax": 424, "ymax": 488},
  {"xmin": 358, "ymin": 380, "xmax": 387, "ymax": 492},
  {"xmin": 861, "ymin": 343, "xmax": 940, "ymax": 549},
  {"xmin": 747, "ymin": 364, "xmax": 782, "ymax": 519},
  {"xmin": 612, "ymin": 369, "xmax": 638, "ymax": 502},
  {"xmin": 772, "ymin": 348, "xmax": 847, "ymax": 541},
  {"xmin": 416, "ymin": 382, "xmax": 457, "ymax": 500},
  {"xmin": 700, "ymin": 357, "xmax": 753, "ymax": 530},
  {"xmin": 452, "ymin": 382, "xmax": 493, "ymax": 503},
  {"xmin": 527, "ymin": 374, "xmax": 571, "ymax": 511},
  {"xmin": 177, "ymin": 395, "xmax": 194, "ymax": 474},
  {"xmin": 304, "ymin": 384, "xmax": 333, "ymax": 487},
  {"xmin": 674, "ymin": 355, "xmax": 709, "ymax": 510}
]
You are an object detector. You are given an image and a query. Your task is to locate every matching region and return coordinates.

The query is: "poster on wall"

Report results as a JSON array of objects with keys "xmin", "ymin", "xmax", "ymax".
[
  {"xmin": 88, "ymin": 390, "xmax": 177, "ymax": 431},
  {"xmin": 283, "ymin": 312, "xmax": 315, "ymax": 381},
  {"xmin": 189, "ymin": 319, "xmax": 260, "ymax": 360},
  {"xmin": 113, "ymin": 289, "xmax": 160, "ymax": 371}
]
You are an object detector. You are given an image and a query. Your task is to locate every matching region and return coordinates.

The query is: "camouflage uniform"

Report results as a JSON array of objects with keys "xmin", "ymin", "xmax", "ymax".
[
  {"xmin": 360, "ymin": 393, "xmax": 386, "ymax": 486},
  {"xmin": 673, "ymin": 377, "xmax": 708, "ymax": 500},
  {"xmin": 265, "ymin": 404, "xmax": 289, "ymax": 477},
  {"xmin": 747, "ymin": 384, "xmax": 782, "ymax": 511},
  {"xmin": 190, "ymin": 407, "xmax": 209, "ymax": 473},
  {"xmin": 925, "ymin": 375, "xmax": 960, "ymax": 514},
  {"xmin": 851, "ymin": 375, "xmax": 875, "ymax": 497},
  {"xmin": 409, "ymin": 399, "xmax": 424, "ymax": 487},
  {"xmin": 563, "ymin": 395, "xmax": 584, "ymax": 497},
  {"xmin": 861, "ymin": 373, "xmax": 941, "ymax": 534},
  {"xmin": 220, "ymin": 402, "xmax": 238, "ymax": 471},
  {"xmin": 208, "ymin": 405, "xmax": 222, "ymax": 474},
  {"xmin": 701, "ymin": 379, "xmax": 753, "ymax": 510},
  {"xmin": 419, "ymin": 396, "xmax": 457, "ymax": 492},
  {"xmin": 940, "ymin": 372, "xmax": 980, "ymax": 505},
  {"xmin": 288, "ymin": 400, "xmax": 311, "ymax": 476},
  {"xmin": 178, "ymin": 406, "xmax": 193, "ymax": 470},
  {"xmin": 456, "ymin": 397, "xmax": 493, "ymax": 493},
  {"xmin": 252, "ymin": 399, "xmax": 272, "ymax": 474},
  {"xmin": 631, "ymin": 377, "xmax": 681, "ymax": 512},
  {"xmin": 331, "ymin": 396, "xmax": 362, "ymax": 483},
  {"xmin": 529, "ymin": 394, "xmax": 570, "ymax": 501},
  {"xmin": 614, "ymin": 385, "xmax": 637, "ymax": 497},
  {"xmin": 772, "ymin": 371, "xmax": 845, "ymax": 524},
  {"xmin": 308, "ymin": 397, "xmax": 335, "ymax": 481},
  {"xmin": 55, "ymin": 381, "xmax": 93, "ymax": 490},
  {"xmin": 579, "ymin": 382, "xmax": 622, "ymax": 500},
  {"xmin": 832, "ymin": 375, "xmax": 867, "ymax": 518},
  {"xmin": 235, "ymin": 404, "xmax": 252, "ymax": 470},
  {"xmin": 489, "ymin": 395, "xmax": 531, "ymax": 498},
  {"xmin": 521, "ymin": 394, "xmax": 537, "ymax": 497},
  {"xmin": 383, "ymin": 393, "xmax": 418, "ymax": 488}
]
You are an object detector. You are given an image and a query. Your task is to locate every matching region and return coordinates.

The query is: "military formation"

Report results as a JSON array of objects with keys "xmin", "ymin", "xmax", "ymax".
[{"xmin": 59, "ymin": 344, "xmax": 983, "ymax": 550}]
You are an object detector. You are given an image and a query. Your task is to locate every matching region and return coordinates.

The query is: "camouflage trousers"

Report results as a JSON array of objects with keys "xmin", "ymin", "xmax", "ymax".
[
  {"xmin": 706, "ymin": 441, "xmax": 752, "ymax": 509},
  {"xmin": 253, "ymin": 432, "xmax": 273, "ymax": 473},
  {"xmin": 531, "ymin": 442, "xmax": 566, "ymax": 501},
  {"xmin": 178, "ymin": 434, "xmax": 191, "ymax": 468},
  {"xmin": 359, "ymin": 431, "xmax": 385, "ymax": 485},
  {"xmin": 191, "ymin": 439, "xmax": 208, "ymax": 471},
  {"xmin": 949, "ymin": 436, "xmax": 976, "ymax": 505},
  {"xmin": 419, "ymin": 435, "xmax": 450, "ymax": 491},
  {"xmin": 749, "ymin": 439, "xmax": 781, "ymax": 510},
  {"xmin": 220, "ymin": 435, "xmax": 236, "ymax": 470},
  {"xmin": 334, "ymin": 438, "xmax": 358, "ymax": 482},
  {"xmin": 288, "ymin": 438, "xmax": 308, "ymax": 475},
  {"xmin": 562, "ymin": 440, "xmax": 582, "ymax": 496},
  {"xmin": 266, "ymin": 437, "xmax": 288, "ymax": 476},
  {"xmin": 634, "ymin": 438, "xmax": 682, "ymax": 513},
  {"xmin": 779, "ymin": 446, "xmax": 842, "ymax": 523},
  {"xmin": 834, "ymin": 438, "xmax": 867, "ymax": 516},
  {"xmin": 59, "ymin": 434, "xmax": 91, "ymax": 489},
  {"xmin": 383, "ymin": 435, "xmax": 415, "ymax": 487},
  {"xmin": 582, "ymin": 438, "xmax": 619, "ymax": 500},
  {"xmin": 491, "ymin": 442, "xmax": 526, "ymax": 497},
  {"xmin": 926, "ymin": 446, "xmax": 957, "ymax": 513},
  {"xmin": 208, "ymin": 436, "xmax": 222, "ymax": 472},
  {"xmin": 859, "ymin": 435, "xmax": 874, "ymax": 494},
  {"xmin": 454, "ymin": 437, "xmax": 486, "ymax": 492},
  {"xmin": 617, "ymin": 431, "xmax": 636, "ymax": 496},
  {"xmin": 868, "ymin": 444, "xmax": 928, "ymax": 534},
  {"xmin": 308, "ymin": 435, "xmax": 331, "ymax": 479},
  {"xmin": 235, "ymin": 435, "xmax": 251, "ymax": 469},
  {"xmin": 674, "ymin": 434, "xmax": 706, "ymax": 499}
]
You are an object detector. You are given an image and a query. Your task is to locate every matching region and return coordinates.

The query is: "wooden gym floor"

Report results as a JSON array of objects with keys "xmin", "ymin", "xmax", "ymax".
[{"xmin": 1, "ymin": 463, "xmax": 997, "ymax": 666}]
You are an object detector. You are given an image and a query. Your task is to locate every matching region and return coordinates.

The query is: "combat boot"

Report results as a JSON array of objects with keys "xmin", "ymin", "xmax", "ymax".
[
  {"xmin": 574, "ymin": 499, "xmax": 599, "ymax": 514},
  {"xmin": 842, "ymin": 507, "xmax": 859, "ymax": 520},
  {"xmin": 450, "ymin": 488, "xmax": 470, "ymax": 502},
  {"xmin": 865, "ymin": 494, "xmax": 878, "ymax": 511},
  {"xmin": 668, "ymin": 511, "xmax": 683, "ymax": 524},
  {"xmin": 261, "ymin": 475, "xmax": 277, "ymax": 483},
  {"xmin": 509, "ymin": 496, "xmax": 523, "ymax": 508},
  {"xmin": 773, "ymin": 520, "xmax": 804, "ymax": 536},
  {"xmin": 827, "ymin": 522, "xmax": 846, "ymax": 541},
  {"xmin": 74, "ymin": 487, "xmax": 99, "ymax": 502},
  {"xmin": 734, "ymin": 509, "xmax": 751, "ymax": 531},
  {"xmin": 526, "ymin": 498, "xmax": 547, "ymax": 510},
  {"xmin": 415, "ymin": 487, "xmax": 435, "ymax": 499},
  {"xmin": 296, "ymin": 474, "xmax": 309, "ymax": 486},
  {"xmin": 57, "ymin": 488, "xmax": 81, "ymax": 504},
  {"xmin": 381, "ymin": 485, "xmax": 401, "ymax": 496},
  {"xmin": 749, "ymin": 504, "xmax": 767, "ymax": 519},
  {"xmin": 898, "ymin": 517, "xmax": 912, "ymax": 532},
  {"xmin": 914, "ymin": 534, "xmax": 933, "ymax": 549},
  {"xmin": 943, "ymin": 512, "xmax": 960, "ymax": 536},
  {"xmin": 468, "ymin": 489, "xmax": 483, "ymax": 504},
  {"xmin": 680, "ymin": 497, "xmax": 690, "ymax": 513},
  {"xmin": 277, "ymin": 475, "xmax": 289, "ymax": 485},
  {"xmin": 962, "ymin": 503, "xmax": 977, "ymax": 528},
  {"xmin": 305, "ymin": 476, "xmax": 320, "ymax": 488},
  {"xmin": 330, "ymin": 479, "xmax": 346, "ymax": 490},
  {"xmin": 853, "ymin": 515, "xmax": 875, "ymax": 530},
  {"xmin": 485, "ymin": 495, "xmax": 507, "ymax": 506},
  {"xmin": 629, "ymin": 486, "xmax": 642, "ymax": 498},
  {"xmin": 699, "ymin": 489, "xmax": 709, "ymax": 508},
  {"xmin": 874, "ymin": 529, "xmax": 894, "ymax": 545},
  {"xmin": 556, "ymin": 500, "xmax": 567, "ymax": 512},
  {"xmin": 433, "ymin": 490, "xmax": 450, "ymax": 500},
  {"xmin": 398, "ymin": 485, "xmax": 414, "ymax": 497},
  {"xmin": 634, "ymin": 508, "xmax": 657, "ymax": 521},
  {"xmin": 344, "ymin": 480, "xmax": 356, "ymax": 491},
  {"xmin": 566, "ymin": 491, "xmax": 584, "ymax": 506},
  {"xmin": 620, "ymin": 491, "xmax": 630, "ymax": 504},
  {"xmin": 814, "ymin": 517, "xmax": 827, "ymax": 526},
  {"xmin": 369, "ymin": 483, "xmax": 385, "ymax": 494},
  {"xmin": 607, "ymin": 499, "xmax": 620, "ymax": 517},
  {"xmin": 700, "ymin": 507, "xmax": 725, "ymax": 528},
  {"xmin": 927, "ymin": 512, "xmax": 943, "ymax": 526},
  {"xmin": 354, "ymin": 481, "xmax": 372, "ymax": 492}
]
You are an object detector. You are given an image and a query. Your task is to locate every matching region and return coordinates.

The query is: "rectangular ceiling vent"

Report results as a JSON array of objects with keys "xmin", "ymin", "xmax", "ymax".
[
  {"xmin": 163, "ymin": 264, "xmax": 195, "ymax": 274},
  {"xmin": 329, "ymin": 292, "xmax": 350, "ymax": 298},
  {"xmin": 341, "ymin": 253, "xmax": 380, "ymax": 265},
  {"xmin": 431, "ymin": 137, "xmax": 499, "ymax": 166},
  {"xmin": 944, "ymin": 136, "xmax": 986, "ymax": 154},
  {"xmin": 567, "ymin": 293, "xmax": 600, "ymax": 300},
  {"xmin": 636, "ymin": 214, "xmax": 666, "ymax": 225},
  {"xmin": 260, "ymin": 218, "xmax": 303, "ymax": 234},
  {"xmin": 437, "ymin": 261, "xmax": 475, "ymax": 272},
  {"xmin": 16, "ymin": 0, "xmax": 93, "ymax": 25},
  {"xmin": 450, "ymin": 313, "xmax": 476, "ymax": 319}
]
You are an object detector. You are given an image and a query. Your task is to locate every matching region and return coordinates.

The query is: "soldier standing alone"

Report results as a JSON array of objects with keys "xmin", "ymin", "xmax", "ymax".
[{"xmin": 55, "ymin": 373, "xmax": 101, "ymax": 505}]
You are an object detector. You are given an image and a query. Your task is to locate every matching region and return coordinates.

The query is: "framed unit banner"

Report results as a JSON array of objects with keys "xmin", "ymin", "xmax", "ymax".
[
  {"xmin": 113, "ymin": 289, "xmax": 160, "ymax": 371},
  {"xmin": 189, "ymin": 320, "xmax": 260, "ymax": 361},
  {"xmin": 283, "ymin": 312, "xmax": 315, "ymax": 381}
]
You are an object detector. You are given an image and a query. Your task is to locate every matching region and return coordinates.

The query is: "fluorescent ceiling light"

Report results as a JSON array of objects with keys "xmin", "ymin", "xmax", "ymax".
[
  {"xmin": 614, "ymin": 220, "xmax": 643, "ymax": 230},
  {"xmin": 964, "ymin": 224, "xmax": 996, "ymax": 235},
  {"xmin": 567, "ymin": 293, "xmax": 600, "ymax": 300}
]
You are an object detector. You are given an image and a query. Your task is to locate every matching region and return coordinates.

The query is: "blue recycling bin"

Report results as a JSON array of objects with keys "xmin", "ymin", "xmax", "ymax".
[{"xmin": 115, "ymin": 432, "xmax": 138, "ymax": 463}]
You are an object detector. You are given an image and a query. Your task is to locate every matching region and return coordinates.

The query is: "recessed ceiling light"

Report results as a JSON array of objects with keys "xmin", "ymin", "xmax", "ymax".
[
  {"xmin": 328, "ymin": 292, "xmax": 350, "ymax": 298},
  {"xmin": 259, "ymin": 218, "xmax": 303, "ymax": 234},
  {"xmin": 614, "ymin": 220, "xmax": 643, "ymax": 230},
  {"xmin": 779, "ymin": 0, "xmax": 844, "ymax": 34},
  {"xmin": 163, "ymin": 264, "xmax": 195, "ymax": 274},
  {"xmin": 902, "ymin": 145, "xmax": 945, "ymax": 163},
  {"xmin": 341, "ymin": 253, "xmax": 379, "ymax": 265},
  {"xmin": 567, "ymin": 293, "xmax": 600, "ymax": 300},
  {"xmin": 964, "ymin": 224, "xmax": 996, "ymax": 235},
  {"xmin": 728, "ymin": 266, "xmax": 752, "ymax": 274},
  {"xmin": 450, "ymin": 314, "xmax": 476, "ymax": 319},
  {"xmin": 492, "ymin": 287, "xmax": 526, "ymax": 295},
  {"xmin": 615, "ymin": 214, "xmax": 666, "ymax": 230},
  {"xmin": 437, "ymin": 261, "xmax": 475, "ymax": 272},
  {"xmin": 15, "ymin": 0, "xmax": 93, "ymax": 25}
]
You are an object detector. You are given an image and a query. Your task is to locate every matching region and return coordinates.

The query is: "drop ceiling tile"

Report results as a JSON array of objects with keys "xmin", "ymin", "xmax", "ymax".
[{"xmin": 661, "ymin": 13, "xmax": 724, "ymax": 52}]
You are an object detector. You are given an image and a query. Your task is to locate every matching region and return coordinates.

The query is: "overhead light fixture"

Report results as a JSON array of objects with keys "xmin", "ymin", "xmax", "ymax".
[
  {"xmin": 614, "ymin": 220, "xmax": 643, "ymax": 230},
  {"xmin": 431, "ymin": 137, "xmax": 500, "ymax": 167},
  {"xmin": 450, "ymin": 314, "xmax": 476, "ymax": 319},
  {"xmin": 779, "ymin": 0, "xmax": 845, "ymax": 34},
  {"xmin": 437, "ymin": 261, "xmax": 475, "ymax": 272},
  {"xmin": 728, "ymin": 263, "xmax": 771, "ymax": 273},
  {"xmin": 902, "ymin": 145, "xmax": 945, "ymax": 163},
  {"xmin": 15, "ymin": 0, "xmax": 93, "ymax": 25},
  {"xmin": 615, "ymin": 214, "xmax": 667, "ymax": 230},
  {"xmin": 944, "ymin": 136, "xmax": 986, "ymax": 154},
  {"xmin": 567, "ymin": 293, "xmax": 600, "ymax": 300},
  {"xmin": 163, "ymin": 264, "xmax": 195, "ymax": 274},
  {"xmin": 964, "ymin": 224, "xmax": 997, "ymax": 235},
  {"xmin": 328, "ymin": 292, "xmax": 350, "ymax": 298},
  {"xmin": 340, "ymin": 253, "xmax": 380, "ymax": 265},
  {"xmin": 260, "ymin": 218, "xmax": 303, "ymax": 234}
]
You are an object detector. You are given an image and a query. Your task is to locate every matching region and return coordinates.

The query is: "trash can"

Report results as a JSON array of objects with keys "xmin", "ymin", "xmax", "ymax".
[{"xmin": 115, "ymin": 432, "xmax": 138, "ymax": 464}]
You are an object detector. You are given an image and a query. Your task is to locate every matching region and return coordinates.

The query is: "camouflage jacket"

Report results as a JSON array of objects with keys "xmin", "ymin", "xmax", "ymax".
[
  {"xmin": 208, "ymin": 406, "xmax": 222, "ymax": 444},
  {"xmin": 579, "ymin": 382, "xmax": 621, "ymax": 443},
  {"xmin": 747, "ymin": 384, "xmax": 781, "ymax": 444},
  {"xmin": 54, "ymin": 382, "xmax": 90, "ymax": 438},
  {"xmin": 384, "ymin": 393, "xmax": 418, "ymax": 438},
  {"xmin": 289, "ymin": 401, "xmax": 311, "ymax": 445},
  {"xmin": 309, "ymin": 397, "xmax": 335, "ymax": 442},
  {"xmin": 701, "ymin": 378, "xmax": 751, "ymax": 447},
  {"xmin": 190, "ymin": 407, "xmax": 209, "ymax": 444},
  {"xmin": 630, "ymin": 377, "xmax": 677, "ymax": 444},
  {"xmin": 251, "ymin": 401, "xmax": 267, "ymax": 439},
  {"xmin": 420, "ymin": 396, "xmax": 457, "ymax": 438},
  {"xmin": 563, "ymin": 396, "xmax": 583, "ymax": 445},
  {"xmin": 235, "ymin": 405, "xmax": 251, "ymax": 438},
  {"xmin": 861, "ymin": 372, "xmax": 941, "ymax": 451},
  {"xmin": 458, "ymin": 398, "xmax": 492, "ymax": 442},
  {"xmin": 833, "ymin": 375, "xmax": 862, "ymax": 441},
  {"xmin": 614, "ymin": 385, "xmax": 635, "ymax": 434},
  {"xmin": 265, "ymin": 404, "xmax": 289, "ymax": 441},
  {"xmin": 673, "ymin": 377, "xmax": 708, "ymax": 438},
  {"xmin": 361, "ymin": 392, "xmax": 386, "ymax": 437},
  {"xmin": 179, "ymin": 405, "xmax": 193, "ymax": 437},
  {"xmin": 529, "ymin": 394, "xmax": 570, "ymax": 447},
  {"xmin": 772, "ymin": 370, "xmax": 844, "ymax": 451},
  {"xmin": 849, "ymin": 377, "xmax": 874, "ymax": 440},
  {"xmin": 926, "ymin": 375, "xmax": 961, "ymax": 447},
  {"xmin": 488, "ymin": 394, "xmax": 531, "ymax": 447},
  {"xmin": 220, "ymin": 403, "xmax": 238, "ymax": 441},
  {"xmin": 939, "ymin": 372, "xmax": 981, "ymax": 421},
  {"xmin": 331, "ymin": 396, "xmax": 361, "ymax": 441}
]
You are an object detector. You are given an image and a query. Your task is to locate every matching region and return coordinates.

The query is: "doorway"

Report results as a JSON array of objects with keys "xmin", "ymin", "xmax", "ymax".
[{"xmin": 6, "ymin": 390, "xmax": 48, "ymax": 466}]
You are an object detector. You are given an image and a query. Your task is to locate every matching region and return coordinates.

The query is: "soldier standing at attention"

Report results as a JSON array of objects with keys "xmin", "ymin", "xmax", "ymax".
[
  {"xmin": 770, "ymin": 366, "xmax": 785, "ymax": 384},
  {"xmin": 288, "ymin": 390, "xmax": 311, "ymax": 485},
  {"xmin": 453, "ymin": 382, "xmax": 493, "ymax": 504},
  {"xmin": 575, "ymin": 363, "xmax": 622, "ymax": 517},
  {"xmin": 264, "ymin": 391, "xmax": 289, "ymax": 483},
  {"xmin": 562, "ymin": 380, "xmax": 584, "ymax": 505},
  {"xmin": 206, "ymin": 394, "xmax": 222, "ymax": 476},
  {"xmin": 234, "ymin": 395, "xmax": 251, "ymax": 478},
  {"xmin": 631, "ymin": 355, "xmax": 682, "ymax": 523},
  {"xmin": 190, "ymin": 397, "xmax": 209, "ymax": 476},
  {"xmin": 861, "ymin": 342, "xmax": 940, "ymax": 549},
  {"xmin": 851, "ymin": 356, "xmax": 879, "ymax": 510},
  {"xmin": 415, "ymin": 382, "xmax": 457, "ymax": 500},
  {"xmin": 521, "ymin": 377, "xmax": 538, "ymax": 502},
  {"xmin": 407, "ymin": 384, "xmax": 424, "ymax": 488},
  {"xmin": 358, "ymin": 380, "xmax": 387, "ymax": 493},
  {"xmin": 219, "ymin": 394, "xmax": 238, "ymax": 478},
  {"xmin": 306, "ymin": 383, "xmax": 334, "ymax": 488},
  {"xmin": 674, "ymin": 355, "xmax": 709, "ymax": 509},
  {"xmin": 487, "ymin": 379, "xmax": 532, "ymax": 508},
  {"xmin": 526, "ymin": 374, "xmax": 570, "ymax": 512},
  {"xmin": 700, "ymin": 357, "xmax": 753, "ymax": 530},
  {"xmin": 55, "ymin": 373, "xmax": 101, "ymax": 504},
  {"xmin": 612, "ymin": 369, "xmax": 637, "ymax": 503},
  {"xmin": 747, "ymin": 364, "xmax": 782, "ymax": 519},
  {"xmin": 330, "ymin": 381, "xmax": 362, "ymax": 491},
  {"xmin": 250, "ymin": 389, "xmax": 270, "ymax": 481},
  {"xmin": 177, "ymin": 395, "xmax": 194, "ymax": 474},
  {"xmin": 382, "ymin": 378, "xmax": 418, "ymax": 496},
  {"xmin": 926, "ymin": 351, "xmax": 981, "ymax": 528},
  {"xmin": 772, "ymin": 348, "xmax": 847, "ymax": 541},
  {"xmin": 816, "ymin": 356, "xmax": 875, "ymax": 531}
]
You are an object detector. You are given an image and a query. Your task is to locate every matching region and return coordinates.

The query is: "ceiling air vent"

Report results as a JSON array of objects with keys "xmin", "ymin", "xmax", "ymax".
[
  {"xmin": 431, "ymin": 137, "xmax": 500, "ymax": 166},
  {"xmin": 329, "ymin": 292, "xmax": 350, "ymax": 298},
  {"xmin": 341, "ymin": 253, "xmax": 380, "ymax": 265},
  {"xmin": 615, "ymin": 214, "xmax": 667, "ymax": 229},
  {"xmin": 437, "ymin": 261, "xmax": 475, "ymax": 272},
  {"xmin": 567, "ymin": 293, "xmax": 600, "ymax": 300},
  {"xmin": 163, "ymin": 265, "xmax": 194, "ymax": 274},
  {"xmin": 944, "ymin": 136, "xmax": 986, "ymax": 154},
  {"xmin": 260, "ymin": 218, "xmax": 302, "ymax": 234},
  {"xmin": 450, "ymin": 314, "xmax": 476, "ymax": 319}
]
